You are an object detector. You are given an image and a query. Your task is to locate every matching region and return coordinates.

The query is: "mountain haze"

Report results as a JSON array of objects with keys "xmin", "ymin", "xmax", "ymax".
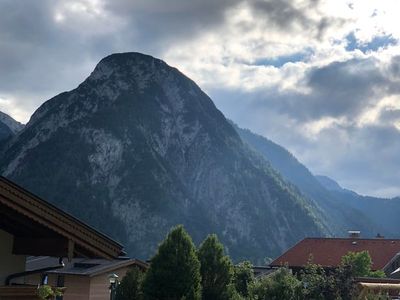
[
  {"xmin": 0, "ymin": 52, "xmax": 328, "ymax": 262},
  {"xmin": 316, "ymin": 175, "xmax": 400, "ymax": 237},
  {"xmin": 235, "ymin": 125, "xmax": 394, "ymax": 238}
]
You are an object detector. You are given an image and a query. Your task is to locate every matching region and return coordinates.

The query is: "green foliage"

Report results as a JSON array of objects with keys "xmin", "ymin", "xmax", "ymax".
[
  {"xmin": 233, "ymin": 261, "xmax": 255, "ymax": 298},
  {"xmin": 368, "ymin": 270, "xmax": 386, "ymax": 278},
  {"xmin": 37, "ymin": 285, "xmax": 63, "ymax": 300},
  {"xmin": 226, "ymin": 286, "xmax": 246, "ymax": 300},
  {"xmin": 244, "ymin": 252, "xmax": 386, "ymax": 300},
  {"xmin": 363, "ymin": 292, "xmax": 390, "ymax": 300},
  {"xmin": 249, "ymin": 267, "xmax": 301, "ymax": 300},
  {"xmin": 335, "ymin": 264, "xmax": 357, "ymax": 300},
  {"xmin": 299, "ymin": 262, "xmax": 338, "ymax": 300},
  {"xmin": 334, "ymin": 251, "xmax": 386, "ymax": 300},
  {"xmin": 115, "ymin": 266, "xmax": 145, "ymax": 300},
  {"xmin": 341, "ymin": 251, "xmax": 385, "ymax": 278},
  {"xmin": 341, "ymin": 251, "xmax": 372, "ymax": 277},
  {"xmin": 197, "ymin": 234, "xmax": 233, "ymax": 300},
  {"xmin": 142, "ymin": 225, "xmax": 201, "ymax": 300}
]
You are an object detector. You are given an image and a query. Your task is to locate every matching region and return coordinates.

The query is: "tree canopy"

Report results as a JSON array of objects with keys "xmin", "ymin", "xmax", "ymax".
[
  {"xmin": 197, "ymin": 234, "xmax": 233, "ymax": 300},
  {"xmin": 341, "ymin": 250, "xmax": 385, "ymax": 278},
  {"xmin": 115, "ymin": 266, "xmax": 144, "ymax": 300},
  {"xmin": 233, "ymin": 261, "xmax": 255, "ymax": 298},
  {"xmin": 142, "ymin": 225, "xmax": 202, "ymax": 300}
]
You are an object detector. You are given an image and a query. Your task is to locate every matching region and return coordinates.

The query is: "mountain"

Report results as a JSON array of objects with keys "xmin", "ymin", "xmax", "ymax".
[
  {"xmin": 0, "ymin": 111, "xmax": 24, "ymax": 143},
  {"xmin": 0, "ymin": 52, "xmax": 329, "ymax": 262},
  {"xmin": 314, "ymin": 175, "xmax": 345, "ymax": 192},
  {"xmin": 0, "ymin": 111, "xmax": 24, "ymax": 133},
  {"xmin": 316, "ymin": 175, "xmax": 399, "ymax": 237},
  {"xmin": 0, "ymin": 122, "xmax": 12, "ymax": 142},
  {"xmin": 234, "ymin": 125, "xmax": 384, "ymax": 237}
]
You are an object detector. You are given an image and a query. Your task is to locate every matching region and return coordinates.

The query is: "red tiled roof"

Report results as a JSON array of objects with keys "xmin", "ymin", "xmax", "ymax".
[{"xmin": 270, "ymin": 238, "xmax": 400, "ymax": 270}]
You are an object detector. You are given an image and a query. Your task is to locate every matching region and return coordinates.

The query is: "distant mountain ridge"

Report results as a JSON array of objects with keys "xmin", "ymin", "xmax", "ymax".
[
  {"xmin": 0, "ymin": 111, "xmax": 24, "ymax": 143},
  {"xmin": 234, "ymin": 124, "xmax": 398, "ymax": 238},
  {"xmin": 0, "ymin": 111, "xmax": 24, "ymax": 133},
  {"xmin": 0, "ymin": 52, "xmax": 329, "ymax": 262},
  {"xmin": 315, "ymin": 175, "xmax": 345, "ymax": 193},
  {"xmin": 0, "ymin": 122, "xmax": 12, "ymax": 142},
  {"xmin": 316, "ymin": 175, "xmax": 399, "ymax": 237}
]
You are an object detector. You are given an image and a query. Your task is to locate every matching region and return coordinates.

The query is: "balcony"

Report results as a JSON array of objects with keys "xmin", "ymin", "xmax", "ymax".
[{"xmin": 0, "ymin": 285, "xmax": 65, "ymax": 300}]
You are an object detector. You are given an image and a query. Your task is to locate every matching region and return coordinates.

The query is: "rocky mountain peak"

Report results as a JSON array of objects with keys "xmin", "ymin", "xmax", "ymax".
[
  {"xmin": 0, "ymin": 52, "xmax": 327, "ymax": 262},
  {"xmin": 0, "ymin": 111, "xmax": 24, "ymax": 134},
  {"xmin": 85, "ymin": 52, "xmax": 200, "ymax": 100},
  {"xmin": 89, "ymin": 52, "xmax": 168, "ymax": 81},
  {"xmin": 28, "ymin": 52, "xmax": 214, "ymax": 133}
]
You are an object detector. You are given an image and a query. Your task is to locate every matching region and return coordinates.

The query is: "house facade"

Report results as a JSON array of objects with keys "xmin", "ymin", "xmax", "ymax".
[
  {"xmin": 24, "ymin": 257, "xmax": 148, "ymax": 300},
  {"xmin": 0, "ymin": 176, "xmax": 126, "ymax": 300}
]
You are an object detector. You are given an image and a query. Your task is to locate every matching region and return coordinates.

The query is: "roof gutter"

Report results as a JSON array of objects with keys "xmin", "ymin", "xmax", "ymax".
[{"xmin": 5, "ymin": 257, "xmax": 65, "ymax": 286}]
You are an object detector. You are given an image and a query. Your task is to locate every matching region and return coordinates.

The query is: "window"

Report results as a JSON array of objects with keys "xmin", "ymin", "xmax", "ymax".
[
  {"xmin": 40, "ymin": 274, "xmax": 48, "ymax": 285},
  {"xmin": 56, "ymin": 275, "xmax": 65, "ymax": 287}
]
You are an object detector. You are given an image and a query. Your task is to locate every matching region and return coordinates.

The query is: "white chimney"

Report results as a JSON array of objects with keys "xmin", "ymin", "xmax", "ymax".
[{"xmin": 348, "ymin": 230, "xmax": 360, "ymax": 238}]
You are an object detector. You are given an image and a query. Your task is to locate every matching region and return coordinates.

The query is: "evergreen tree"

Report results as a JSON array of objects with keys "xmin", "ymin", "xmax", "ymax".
[
  {"xmin": 142, "ymin": 225, "xmax": 201, "ymax": 300},
  {"xmin": 233, "ymin": 261, "xmax": 254, "ymax": 298},
  {"xmin": 115, "ymin": 266, "xmax": 145, "ymax": 300},
  {"xmin": 197, "ymin": 234, "xmax": 233, "ymax": 300}
]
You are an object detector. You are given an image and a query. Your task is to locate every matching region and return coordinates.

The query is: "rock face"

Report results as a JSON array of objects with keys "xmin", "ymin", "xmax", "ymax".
[
  {"xmin": 0, "ymin": 111, "xmax": 24, "ymax": 143},
  {"xmin": 0, "ymin": 53, "xmax": 328, "ymax": 262}
]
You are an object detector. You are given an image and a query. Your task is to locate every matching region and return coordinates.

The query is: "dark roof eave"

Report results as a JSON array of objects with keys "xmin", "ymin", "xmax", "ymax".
[{"xmin": 0, "ymin": 176, "xmax": 124, "ymax": 259}]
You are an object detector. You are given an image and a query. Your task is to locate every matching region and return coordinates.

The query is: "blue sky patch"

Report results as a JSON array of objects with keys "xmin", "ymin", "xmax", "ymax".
[
  {"xmin": 346, "ymin": 32, "xmax": 397, "ymax": 53},
  {"xmin": 251, "ymin": 50, "xmax": 312, "ymax": 68}
]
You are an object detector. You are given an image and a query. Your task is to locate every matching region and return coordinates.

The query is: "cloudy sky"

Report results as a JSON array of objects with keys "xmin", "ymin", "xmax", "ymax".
[{"xmin": 1, "ymin": 0, "xmax": 400, "ymax": 198}]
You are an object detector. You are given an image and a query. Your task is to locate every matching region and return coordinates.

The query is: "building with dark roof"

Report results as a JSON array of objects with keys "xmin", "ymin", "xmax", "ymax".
[
  {"xmin": 270, "ymin": 237, "xmax": 400, "ymax": 277},
  {"xmin": 0, "ymin": 176, "xmax": 128, "ymax": 299},
  {"xmin": 24, "ymin": 256, "xmax": 148, "ymax": 300}
]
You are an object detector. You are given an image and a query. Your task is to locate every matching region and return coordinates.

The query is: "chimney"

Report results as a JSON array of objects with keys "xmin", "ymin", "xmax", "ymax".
[{"xmin": 348, "ymin": 230, "xmax": 360, "ymax": 238}]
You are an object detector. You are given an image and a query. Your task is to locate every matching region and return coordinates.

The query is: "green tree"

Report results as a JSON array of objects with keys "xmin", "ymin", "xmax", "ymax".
[
  {"xmin": 336, "ymin": 251, "xmax": 385, "ymax": 300},
  {"xmin": 233, "ymin": 261, "xmax": 254, "ymax": 298},
  {"xmin": 197, "ymin": 234, "xmax": 233, "ymax": 300},
  {"xmin": 341, "ymin": 251, "xmax": 372, "ymax": 277},
  {"xmin": 299, "ymin": 262, "xmax": 337, "ymax": 300},
  {"xmin": 142, "ymin": 225, "xmax": 201, "ymax": 300},
  {"xmin": 341, "ymin": 251, "xmax": 385, "ymax": 278},
  {"xmin": 115, "ymin": 266, "xmax": 145, "ymax": 300},
  {"xmin": 335, "ymin": 263, "xmax": 357, "ymax": 300},
  {"xmin": 249, "ymin": 267, "xmax": 301, "ymax": 300}
]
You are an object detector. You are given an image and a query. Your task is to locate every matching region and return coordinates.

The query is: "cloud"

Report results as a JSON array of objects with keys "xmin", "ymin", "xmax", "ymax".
[
  {"xmin": 210, "ymin": 54, "xmax": 400, "ymax": 197},
  {"xmin": 248, "ymin": 0, "xmax": 315, "ymax": 30},
  {"xmin": 0, "ymin": 0, "xmax": 347, "ymax": 120},
  {"xmin": 0, "ymin": 0, "xmax": 126, "ymax": 120},
  {"xmin": 309, "ymin": 123, "xmax": 400, "ymax": 197},
  {"xmin": 1, "ymin": 0, "xmax": 400, "ymax": 197},
  {"xmin": 304, "ymin": 58, "xmax": 386, "ymax": 118},
  {"xmin": 105, "ymin": 0, "xmax": 242, "ymax": 48}
]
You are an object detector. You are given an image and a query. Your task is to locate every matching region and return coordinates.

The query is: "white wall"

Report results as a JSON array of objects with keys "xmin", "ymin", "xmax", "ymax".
[{"xmin": 0, "ymin": 229, "xmax": 26, "ymax": 285}]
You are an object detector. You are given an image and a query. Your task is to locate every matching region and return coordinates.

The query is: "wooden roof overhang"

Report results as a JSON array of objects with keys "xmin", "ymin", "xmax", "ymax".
[{"xmin": 0, "ymin": 176, "xmax": 125, "ymax": 260}]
